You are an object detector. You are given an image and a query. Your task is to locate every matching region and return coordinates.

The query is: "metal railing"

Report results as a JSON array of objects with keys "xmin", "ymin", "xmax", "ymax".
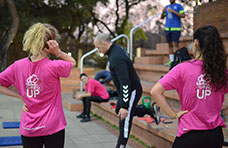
[
  {"xmin": 80, "ymin": 34, "xmax": 129, "ymax": 91},
  {"xmin": 129, "ymin": 13, "xmax": 162, "ymax": 60}
]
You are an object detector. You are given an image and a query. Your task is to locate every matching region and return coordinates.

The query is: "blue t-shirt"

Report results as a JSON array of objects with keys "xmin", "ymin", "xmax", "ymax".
[{"xmin": 165, "ymin": 3, "xmax": 184, "ymax": 31}]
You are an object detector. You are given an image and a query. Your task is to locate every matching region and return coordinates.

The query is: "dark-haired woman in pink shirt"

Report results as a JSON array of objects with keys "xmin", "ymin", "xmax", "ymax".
[{"xmin": 151, "ymin": 25, "xmax": 227, "ymax": 148}]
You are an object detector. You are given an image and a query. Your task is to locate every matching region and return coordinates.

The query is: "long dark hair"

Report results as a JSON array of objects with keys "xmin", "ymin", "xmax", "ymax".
[{"xmin": 194, "ymin": 25, "xmax": 227, "ymax": 90}]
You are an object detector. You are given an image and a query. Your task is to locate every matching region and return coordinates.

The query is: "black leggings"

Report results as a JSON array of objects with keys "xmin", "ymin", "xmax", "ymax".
[
  {"xmin": 21, "ymin": 129, "xmax": 65, "ymax": 148},
  {"xmin": 82, "ymin": 96, "xmax": 109, "ymax": 117},
  {"xmin": 172, "ymin": 126, "xmax": 224, "ymax": 148},
  {"xmin": 115, "ymin": 87, "xmax": 142, "ymax": 148}
]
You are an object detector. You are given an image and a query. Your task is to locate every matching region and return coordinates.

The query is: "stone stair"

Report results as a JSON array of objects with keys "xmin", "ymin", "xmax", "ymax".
[{"xmin": 61, "ymin": 34, "xmax": 228, "ymax": 148}]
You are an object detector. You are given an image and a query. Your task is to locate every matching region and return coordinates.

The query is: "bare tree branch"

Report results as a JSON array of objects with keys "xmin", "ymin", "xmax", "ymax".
[
  {"xmin": 90, "ymin": 9, "xmax": 116, "ymax": 37},
  {"xmin": 95, "ymin": 24, "xmax": 103, "ymax": 32},
  {"xmin": 115, "ymin": 0, "xmax": 120, "ymax": 29},
  {"xmin": 78, "ymin": 24, "xmax": 85, "ymax": 40},
  {"xmin": 95, "ymin": 18, "xmax": 115, "ymax": 37},
  {"xmin": 129, "ymin": 0, "xmax": 144, "ymax": 8}
]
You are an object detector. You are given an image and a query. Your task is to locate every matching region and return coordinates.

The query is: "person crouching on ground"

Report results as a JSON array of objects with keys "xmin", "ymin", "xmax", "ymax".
[{"xmin": 75, "ymin": 73, "xmax": 110, "ymax": 122}]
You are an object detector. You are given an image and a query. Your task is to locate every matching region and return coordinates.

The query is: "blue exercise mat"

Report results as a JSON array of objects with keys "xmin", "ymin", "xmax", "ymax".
[
  {"xmin": 2, "ymin": 122, "xmax": 20, "ymax": 129},
  {"xmin": 0, "ymin": 136, "xmax": 22, "ymax": 146}
]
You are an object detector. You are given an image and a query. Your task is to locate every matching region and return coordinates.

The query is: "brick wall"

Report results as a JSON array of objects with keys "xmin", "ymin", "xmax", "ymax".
[{"xmin": 194, "ymin": 0, "xmax": 228, "ymax": 33}]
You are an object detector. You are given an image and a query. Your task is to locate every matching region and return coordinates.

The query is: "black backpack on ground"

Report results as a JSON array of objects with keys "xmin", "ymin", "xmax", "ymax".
[{"xmin": 169, "ymin": 47, "xmax": 192, "ymax": 70}]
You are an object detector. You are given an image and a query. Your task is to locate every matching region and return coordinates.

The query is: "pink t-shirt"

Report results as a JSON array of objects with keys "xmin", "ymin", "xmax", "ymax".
[
  {"xmin": 0, "ymin": 57, "xmax": 72, "ymax": 137},
  {"xmin": 159, "ymin": 59, "xmax": 226, "ymax": 137},
  {"xmin": 85, "ymin": 79, "xmax": 109, "ymax": 99}
]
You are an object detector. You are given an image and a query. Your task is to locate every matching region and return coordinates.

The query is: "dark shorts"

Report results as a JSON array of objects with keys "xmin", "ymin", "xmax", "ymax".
[{"xmin": 165, "ymin": 31, "xmax": 181, "ymax": 43}]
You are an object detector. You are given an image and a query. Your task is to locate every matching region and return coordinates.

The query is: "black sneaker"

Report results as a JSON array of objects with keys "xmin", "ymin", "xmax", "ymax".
[
  {"xmin": 150, "ymin": 102, "xmax": 160, "ymax": 125},
  {"xmin": 80, "ymin": 117, "xmax": 91, "ymax": 123},
  {"xmin": 76, "ymin": 113, "xmax": 86, "ymax": 119}
]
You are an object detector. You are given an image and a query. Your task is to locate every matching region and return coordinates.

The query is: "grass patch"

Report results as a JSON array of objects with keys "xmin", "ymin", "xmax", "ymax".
[{"xmin": 91, "ymin": 112, "xmax": 155, "ymax": 148}]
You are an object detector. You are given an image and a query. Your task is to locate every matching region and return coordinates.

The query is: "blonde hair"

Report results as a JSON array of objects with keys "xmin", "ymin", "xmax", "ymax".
[{"xmin": 22, "ymin": 23, "xmax": 59, "ymax": 56}]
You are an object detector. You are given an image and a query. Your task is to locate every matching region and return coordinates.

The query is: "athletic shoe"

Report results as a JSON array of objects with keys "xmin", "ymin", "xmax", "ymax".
[
  {"xmin": 80, "ymin": 117, "xmax": 91, "ymax": 122},
  {"xmin": 151, "ymin": 102, "xmax": 160, "ymax": 125},
  {"xmin": 76, "ymin": 113, "xmax": 86, "ymax": 119}
]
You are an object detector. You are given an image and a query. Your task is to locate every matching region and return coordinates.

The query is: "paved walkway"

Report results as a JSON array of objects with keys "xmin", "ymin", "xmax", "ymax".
[{"xmin": 0, "ymin": 94, "xmax": 133, "ymax": 148}]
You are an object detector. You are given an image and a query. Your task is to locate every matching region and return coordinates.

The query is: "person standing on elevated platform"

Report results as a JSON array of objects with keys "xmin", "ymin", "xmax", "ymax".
[
  {"xmin": 151, "ymin": 25, "xmax": 227, "ymax": 148},
  {"xmin": 161, "ymin": 0, "xmax": 185, "ymax": 66},
  {"xmin": 0, "ymin": 23, "xmax": 76, "ymax": 148}
]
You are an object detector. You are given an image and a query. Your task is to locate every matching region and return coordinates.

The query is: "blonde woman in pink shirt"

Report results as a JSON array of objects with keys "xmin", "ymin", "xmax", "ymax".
[
  {"xmin": 0, "ymin": 23, "xmax": 76, "ymax": 148},
  {"xmin": 151, "ymin": 25, "xmax": 227, "ymax": 148}
]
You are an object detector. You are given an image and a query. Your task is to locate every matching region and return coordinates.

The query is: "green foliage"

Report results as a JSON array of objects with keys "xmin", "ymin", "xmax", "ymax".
[
  {"xmin": 123, "ymin": 21, "xmax": 148, "ymax": 42},
  {"xmin": 2, "ymin": 0, "xmax": 109, "ymax": 65}
]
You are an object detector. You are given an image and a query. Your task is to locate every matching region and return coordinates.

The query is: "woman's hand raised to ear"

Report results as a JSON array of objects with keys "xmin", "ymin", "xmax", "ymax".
[
  {"xmin": 44, "ymin": 40, "xmax": 76, "ymax": 67},
  {"xmin": 44, "ymin": 40, "xmax": 61, "ymax": 57}
]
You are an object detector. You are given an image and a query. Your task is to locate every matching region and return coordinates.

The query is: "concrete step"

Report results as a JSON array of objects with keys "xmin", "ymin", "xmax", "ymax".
[
  {"xmin": 179, "ymin": 36, "xmax": 192, "ymax": 42},
  {"xmin": 156, "ymin": 43, "xmax": 169, "ymax": 51},
  {"xmin": 134, "ymin": 56, "xmax": 164, "ymax": 65},
  {"xmin": 134, "ymin": 64, "xmax": 169, "ymax": 72},
  {"xmin": 91, "ymin": 101, "xmax": 175, "ymax": 148},
  {"xmin": 61, "ymin": 79, "xmax": 80, "ymax": 93},
  {"xmin": 60, "ymin": 79, "xmax": 80, "ymax": 86},
  {"xmin": 62, "ymin": 93, "xmax": 83, "ymax": 111},
  {"xmin": 179, "ymin": 36, "xmax": 192, "ymax": 49},
  {"xmin": 221, "ymin": 33, "xmax": 228, "ymax": 39},
  {"xmin": 134, "ymin": 64, "xmax": 169, "ymax": 82},
  {"xmin": 141, "ymin": 80, "xmax": 178, "ymax": 100},
  {"xmin": 61, "ymin": 85, "xmax": 80, "ymax": 93},
  {"xmin": 61, "ymin": 77, "xmax": 80, "ymax": 81},
  {"xmin": 144, "ymin": 49, "xmax": 169, "ymax": 56},
  {"xmin": 91, "ymin": 99, "xmax": 228, "ymax": 148}
]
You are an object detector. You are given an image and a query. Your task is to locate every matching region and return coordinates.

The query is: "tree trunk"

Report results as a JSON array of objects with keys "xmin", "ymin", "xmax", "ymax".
[{"xmin": 0, "ymin": 0, "xmax": 19, "ymax": 71}]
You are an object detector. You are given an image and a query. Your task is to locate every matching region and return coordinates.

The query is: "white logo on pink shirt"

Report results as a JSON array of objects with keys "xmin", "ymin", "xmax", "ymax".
[
  {"xmin": 26, "ymin": 74, "xmax": 40, "ymax": 98},
  {"xmin": 196, "ymin": 74, "xmax": 212, "ymax": 99}
]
